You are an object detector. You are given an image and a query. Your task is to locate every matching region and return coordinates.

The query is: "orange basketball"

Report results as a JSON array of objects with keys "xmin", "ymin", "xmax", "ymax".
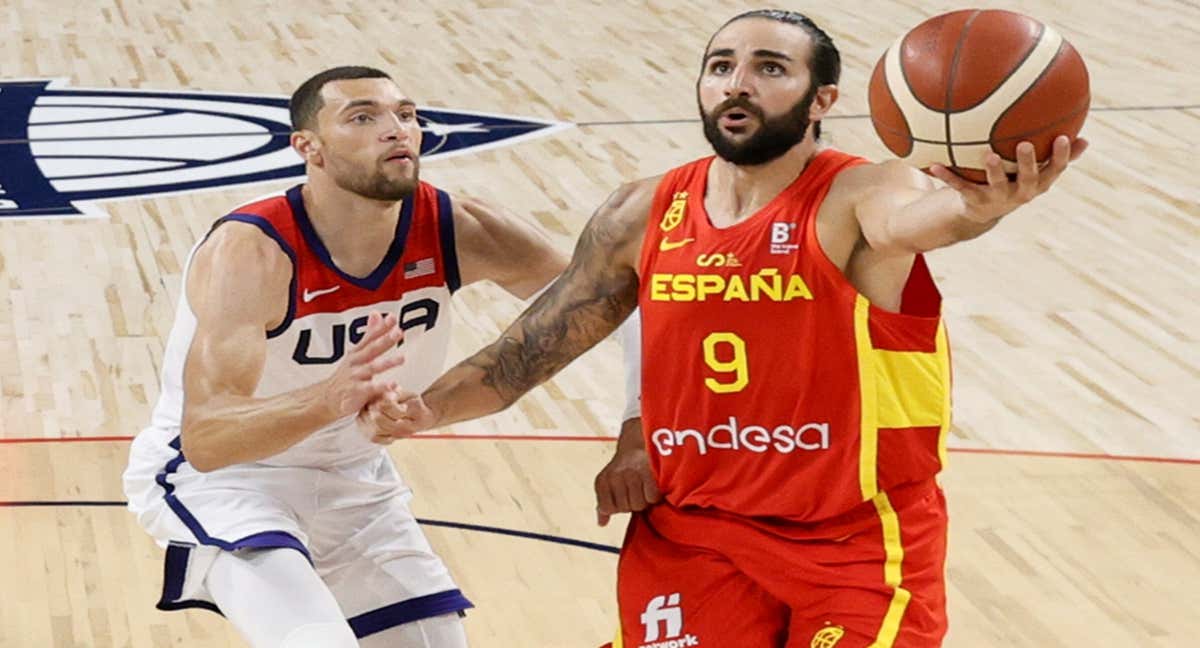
[{"xmin": 868, "ymin": 9, "xmax": 1090, "ymax": 182}]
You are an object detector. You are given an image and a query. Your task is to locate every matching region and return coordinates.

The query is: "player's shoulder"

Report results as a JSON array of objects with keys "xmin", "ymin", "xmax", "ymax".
[
  {"xmin": 225, "ymin": 190, "xmax": 292, "ymax": 219},
  {"xmin": 599, "ymin": 175, "xmax": 662, "ymax": 223},
  {"xmin": 197, "ymin": 220, "xmax": 290, "ymax": 275},
  {"xmin": 835, "ymin": 157, "xmax": 935, "ymax": 194}
]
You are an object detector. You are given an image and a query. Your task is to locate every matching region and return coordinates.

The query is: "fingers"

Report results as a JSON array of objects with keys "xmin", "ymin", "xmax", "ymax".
[
  {"xmin": 983, "ymin": 152, "xmax": 1007, "ymax": 189},
  {"xmin": 1014, "ymin": 142, "xmax": 1039, "ymax": 202},
  {"xmin": 1068, "ymin": 136, "xmax": 1089, "ymax": 162},
  {"xmin": 642, "ymin": 473, "xmax": 662, "ymax": 505},
  {"xmin": 927, "ymin": 164, "xmax": 975, "ymax": 193},
  {"xmin": 1037, "ymin": 135, "xmax": 1074, "ymax": 193},
  {"xmin": 349, "ymin": 316, "xmax": 403, "ymax": 366},
  {"xmin": 595, "ymin": 471, "xmax": 618, "ymax": 527}
]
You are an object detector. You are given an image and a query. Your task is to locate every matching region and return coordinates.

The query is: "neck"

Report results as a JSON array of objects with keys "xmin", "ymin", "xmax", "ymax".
[
  {"xmin": 707, "ymin": 139, "xmax": 821, "ymax": 226},
  {"xmin": 301, "ymin": 172, "xmax": 404, "ymax": 276}
]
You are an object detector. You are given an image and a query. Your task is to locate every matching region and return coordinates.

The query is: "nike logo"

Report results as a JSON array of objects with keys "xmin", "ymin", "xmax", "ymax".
[
  {"xmin": 659, "ymin": 237, "xmax": 695, "ymax": 252},
  {"xmin": 302, "ymin": 285, "xmax": 341, "ymax": 302}
]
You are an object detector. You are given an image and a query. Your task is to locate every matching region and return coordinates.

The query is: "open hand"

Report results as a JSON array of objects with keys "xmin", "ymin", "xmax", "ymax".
[{"xmin": 929, "ymin": 135, "xmax": 1088, "ymax": 224}]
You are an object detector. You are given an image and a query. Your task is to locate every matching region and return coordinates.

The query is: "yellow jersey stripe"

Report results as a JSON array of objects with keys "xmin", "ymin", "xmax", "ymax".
[
  {"xmin": 935, "ymin": 322, "xmax": 952, "ymax": 468},
  {"xmin": 854, "ymin": 295, "xmax": 878, "ymax": 500},
  {"xmin": 869, "ymin": 491, "xmax": 912, "ymax": 648}
]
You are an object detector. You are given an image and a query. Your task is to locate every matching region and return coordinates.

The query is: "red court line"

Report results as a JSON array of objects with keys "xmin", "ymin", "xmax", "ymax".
[{"xmin": 1, "ymin": 434, "xmax": 1197, "ymax": 465}]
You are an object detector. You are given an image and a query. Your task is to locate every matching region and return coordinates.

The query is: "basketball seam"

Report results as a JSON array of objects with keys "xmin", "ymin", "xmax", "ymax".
[
  {"xmin": 899, "ymin": 31, "xmax": 949, "ymax": 114},
  {"xmin": 950, "ymin": 19, "xmax": 1047, "ymax": 114},
  {"xmin": 881, "ymin": 50, "xmax": 914, "ymax": 157},
  {"xmin": 944, "ymin": 10, "xmax": 982, "ymax": 170},
  {"xmin": 987, "ymin": 40, "xmax": 1082, "ymax": 152}
]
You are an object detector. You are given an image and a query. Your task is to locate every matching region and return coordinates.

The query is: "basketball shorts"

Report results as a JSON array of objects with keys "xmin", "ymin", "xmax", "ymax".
[
  {"xmin": 122, "ymin": 427, "xmax": 471, "ymax": 639},
  {"xmin": 613, "ymin": 479, "xmax": 947, "ymax": 648}
]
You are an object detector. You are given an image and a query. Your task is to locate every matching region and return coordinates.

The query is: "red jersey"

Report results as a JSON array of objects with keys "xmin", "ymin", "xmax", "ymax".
[{"xmin": 637, "ymin": 150, "xmax": 951, "ymax": 521}]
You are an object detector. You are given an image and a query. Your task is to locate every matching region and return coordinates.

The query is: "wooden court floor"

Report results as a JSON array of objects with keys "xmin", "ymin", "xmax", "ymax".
[{"xmin": 1, "ymin": 1, "xmax": 1197, "ymax": 646}]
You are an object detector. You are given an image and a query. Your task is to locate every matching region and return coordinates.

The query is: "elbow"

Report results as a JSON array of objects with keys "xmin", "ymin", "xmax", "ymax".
[{"xmin": 180, "ymin": 421, "xmax": 224, "ymax": 473}]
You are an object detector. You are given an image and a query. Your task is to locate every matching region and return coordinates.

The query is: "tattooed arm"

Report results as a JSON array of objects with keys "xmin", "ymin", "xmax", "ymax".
[{"xmin": 410, "ymin": 179, "xmax": 657, "ymax": 431}]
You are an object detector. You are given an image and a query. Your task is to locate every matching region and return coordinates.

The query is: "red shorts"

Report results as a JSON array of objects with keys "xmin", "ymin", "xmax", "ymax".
[{"xmin": 612, "ymin": 479, "xmax": 948, "ymax": 648}]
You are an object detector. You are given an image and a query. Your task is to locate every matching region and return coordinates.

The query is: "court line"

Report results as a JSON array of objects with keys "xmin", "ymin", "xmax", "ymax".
[
  {"xmin": 1, "ymin": 433, "xmax": 1197, "ymax": 465},
  {"xmin": 0, "ymin": 501, "xmax": 622, "ymax": 554}
]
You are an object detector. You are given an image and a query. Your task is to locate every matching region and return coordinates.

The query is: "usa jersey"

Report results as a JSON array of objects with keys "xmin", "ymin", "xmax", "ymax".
[
  {"xmin": 147, "ymin": 182, "xmax": 459, "ymax": 468},
  {"xmin": 638, "ymin": 150, "xmax": 952, "ymax": 521}
]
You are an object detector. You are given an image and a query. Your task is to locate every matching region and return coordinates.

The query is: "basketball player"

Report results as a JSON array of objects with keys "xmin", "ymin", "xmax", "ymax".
[
  {"xmin": 121, "ymin": 66, "xmax": 566, "ymax": 648},
  {"xmin": 372, "ymin": 10, "xmax": 1088, "ymax": 648}
]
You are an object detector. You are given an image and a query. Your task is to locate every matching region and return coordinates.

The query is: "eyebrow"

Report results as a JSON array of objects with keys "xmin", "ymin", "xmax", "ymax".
[
  {"xmin": 703, "ymin": 48, "xmax": 794, "ymax": 63},
  {"xmin": 337, "ymin": 98, "xmax": 417, "ymax": 114}
]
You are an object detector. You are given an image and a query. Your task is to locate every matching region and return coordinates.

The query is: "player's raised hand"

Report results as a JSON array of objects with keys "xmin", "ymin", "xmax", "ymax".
[
  {"xmin": 929, "ymin": 135, "xmax": 1088, "ymax": 224},
  {"xmin": 321, "ymin": 312, "xmax": 405, "ymax": 418}
]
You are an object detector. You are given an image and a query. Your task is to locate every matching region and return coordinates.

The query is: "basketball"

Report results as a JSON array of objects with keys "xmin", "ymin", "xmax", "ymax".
[{"xmin": 867, "ymin": 9, "xmax": 1090, "ymax": 182}]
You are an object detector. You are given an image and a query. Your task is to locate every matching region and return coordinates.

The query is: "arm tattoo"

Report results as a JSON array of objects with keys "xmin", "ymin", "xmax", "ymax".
[{"xmin": 466, "ymin": 193, "xmax": 640, "ymax": 404}]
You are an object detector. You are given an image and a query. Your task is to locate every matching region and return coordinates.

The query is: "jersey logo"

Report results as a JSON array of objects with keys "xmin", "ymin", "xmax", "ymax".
[
  {"xmin": 770, "ymin": 221, "xmax": 800, "ymax": 255},
  {"xmin": 811, "ymin": 625, "xmax": 845, "ymax": 648},
  {"xmin": 658, "ymin": 237, "xmax": 694, "ymax": 252},
  {"xmin": 302, "ymin": 285, "xmax": 341, "ymax": 302},
  {"xmin": 696, "ymin": 252, "xmax": 741, "ymax": 267},
  {"xmin": 659, "ymin": 191, "xmax": 687, "ymax": 232},
  {"xmin": 293, "ymin": 299, "xmax": 439, "ymax": 365},
  {"xmin": 0, "ymin": 79, "xmax": 570, "ymax": 219}
]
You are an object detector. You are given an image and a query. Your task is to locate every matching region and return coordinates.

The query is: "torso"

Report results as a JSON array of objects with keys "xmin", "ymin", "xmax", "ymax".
[
  {"xmin": 635, "ymin": 150, "xmax": 951, "ymax": 521},
  {"xmin": 148, "ymin": 182, "xmax": 462, "ymax": 468}
]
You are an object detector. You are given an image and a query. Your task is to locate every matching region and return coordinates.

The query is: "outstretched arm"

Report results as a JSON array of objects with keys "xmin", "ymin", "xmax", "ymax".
[
  {"xmin": 855, "ymin": 135, "xmax": 1088, "ymax": 255},
  {"xmin": 418, "ymin": 181, "xmax": 654, "ymax": 429}
]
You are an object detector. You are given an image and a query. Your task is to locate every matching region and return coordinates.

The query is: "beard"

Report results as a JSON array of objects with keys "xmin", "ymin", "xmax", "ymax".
[
  {"xmin": 700, "ymin": 84, "xmax": 818, "ymax": 166},
  {"xmin": 327, "ymin": 154, "xmax": 420, "ymax": 201}
]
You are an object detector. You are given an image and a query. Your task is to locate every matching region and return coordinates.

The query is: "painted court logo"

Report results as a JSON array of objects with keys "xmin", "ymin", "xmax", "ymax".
[
  {"xmin": 639, "ymin": 593, "xmax": 699, "ymax": 648},
  {"xmin": 0, "ymin": 79, "xmax": 569, "ymax": 219}
]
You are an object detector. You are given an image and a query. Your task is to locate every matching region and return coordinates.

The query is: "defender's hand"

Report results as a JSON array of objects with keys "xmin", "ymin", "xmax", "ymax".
[{"xmin": 322, "ymin": 312, "xmax": 404, "ymax": 419}]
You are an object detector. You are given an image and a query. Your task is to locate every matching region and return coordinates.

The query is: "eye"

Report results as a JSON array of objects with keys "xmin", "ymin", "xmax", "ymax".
[
  {"xmin": 351, "ymin": 113, "xmax": 374, "ymax": 124},
  {"xmin": 398, "ymin": 110, "xmax": 417, "ymax": 122},
  {"xmin": 762, "ymin": 62, "xmax": 785, "ymax": 75},
  {"xmin": 709, "ymin": 60, "xmax": 732, "ymax": 75}
]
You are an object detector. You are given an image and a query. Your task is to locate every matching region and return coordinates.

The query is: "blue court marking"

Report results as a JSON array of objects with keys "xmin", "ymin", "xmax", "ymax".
[{"xmin": 0, "ymin": 501, "xmax": 622, "ymax": 555}]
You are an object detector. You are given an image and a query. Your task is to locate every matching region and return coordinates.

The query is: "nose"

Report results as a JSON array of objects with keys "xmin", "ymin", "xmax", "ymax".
[
  {"xmin": 723, "ymin": 63, "xmax": 752, "ymax": 98},
  {"xmin": 380, "ymin": 113, "xmax": 407, "ymax": 142}
]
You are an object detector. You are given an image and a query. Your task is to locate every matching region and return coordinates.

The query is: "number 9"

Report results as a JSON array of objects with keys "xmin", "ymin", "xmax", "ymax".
[{"xmin": 703, "ymin": 332, "xmax": 748, "ymax": 393}]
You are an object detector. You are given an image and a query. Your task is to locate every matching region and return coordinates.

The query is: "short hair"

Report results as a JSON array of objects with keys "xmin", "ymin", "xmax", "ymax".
[
  {"xmin": 289, "ymin": 66, "xmax": 392, "ymax": 130},
  {"xmin": 718, "ymin": 10, "xmax": 842, "ymax": 139}
]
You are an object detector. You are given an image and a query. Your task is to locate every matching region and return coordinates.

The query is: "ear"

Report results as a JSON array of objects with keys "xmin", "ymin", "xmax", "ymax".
[
  {"xmin": 809, "ymin": 84, "xmax": 839, "ymax": 121},
  {"xmin": 290, "ymin": 130, "xmax": 323, "ymax": 167}
]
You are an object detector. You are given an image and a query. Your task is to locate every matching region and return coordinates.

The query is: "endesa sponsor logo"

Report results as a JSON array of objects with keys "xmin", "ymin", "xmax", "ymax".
[{"xmin": 650, "ymin": 416, "xmax": 830, "ymax": 456}]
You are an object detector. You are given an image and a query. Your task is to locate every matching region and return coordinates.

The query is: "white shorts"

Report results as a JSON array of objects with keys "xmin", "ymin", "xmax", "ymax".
[{"xmin": 122, "ymin": 427, "xmax": 472, "ymax": 637}]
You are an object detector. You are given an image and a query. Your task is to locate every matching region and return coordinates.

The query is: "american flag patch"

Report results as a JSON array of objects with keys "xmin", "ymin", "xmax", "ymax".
[{"xmin": 404, "ymin": 258, "xmax": 435, "ymax": 279}]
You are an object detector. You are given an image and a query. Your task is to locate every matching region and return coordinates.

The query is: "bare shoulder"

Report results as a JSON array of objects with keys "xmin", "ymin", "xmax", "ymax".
[
  {"xmin": 585, "ymin": 175, "xmax": 662, "ymax": 253},
  {"xmin": 832, "ymin": 159, "xmax": 935, "ymax": 197},
  {"xmin": 188, "ymin": 221, "xmax": 291, "ymax": 324}
]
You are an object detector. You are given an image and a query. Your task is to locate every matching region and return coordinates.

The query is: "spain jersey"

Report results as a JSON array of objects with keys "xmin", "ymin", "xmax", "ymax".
[
  {"xmin": 638, "ymin": 150, "xmax": 952, "ymax": 521},
  {"xmin": 145, "ymin": 181, "xmax": 459, "ymax": 468}
]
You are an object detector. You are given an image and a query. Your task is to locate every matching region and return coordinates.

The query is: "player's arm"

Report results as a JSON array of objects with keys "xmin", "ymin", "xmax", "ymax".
[
  {"xmin": 412, "ymin": 180, "xmax": 654, "ymax": 429},
  {"xmin": 594, "ymin": 310, "xmax": 660, "ymax": 526},
  {"xmin": 180, "ymin": 223, "xmax": 403, "ymax": 472},
  {"xmin": 451, "ymin": 196, "xmax": 569, "ymax": 299},
  {"xmin": 855, "ymin": 136, "xmax": 1087, "ymax": 254}
]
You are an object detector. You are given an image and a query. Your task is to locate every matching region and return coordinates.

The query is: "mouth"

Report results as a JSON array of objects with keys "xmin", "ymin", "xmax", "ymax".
[
  {"xmin": 384, "ymin": 151, "xmax": 415, "ymax": 164},
  {"xmin": 718, "ymin": 108, "xmax": 755, "ymax": 131}
]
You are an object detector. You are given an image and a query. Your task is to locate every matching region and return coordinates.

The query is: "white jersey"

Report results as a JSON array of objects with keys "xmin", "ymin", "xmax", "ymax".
[{"xmin": 145, "ymin": 181, "xmax": 460, "ymax": 468}]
